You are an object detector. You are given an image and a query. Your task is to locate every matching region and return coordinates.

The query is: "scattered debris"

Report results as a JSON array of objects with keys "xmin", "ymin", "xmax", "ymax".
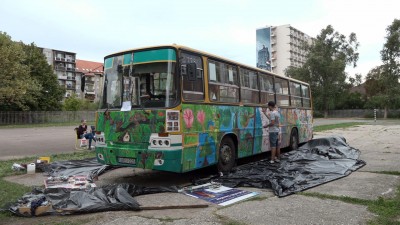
[
  {"xmin": 44, "ymin": 175, "xmax": 96, "ymax": 189},
  {"xmin": 12, "ymin": 163, "xmax": 26, "ymax": 171}
]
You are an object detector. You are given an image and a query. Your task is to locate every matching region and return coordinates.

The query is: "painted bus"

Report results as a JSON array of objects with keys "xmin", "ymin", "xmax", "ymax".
[{"xmin": 95, "ymin": 45, "xmax": 313, "ymax": 173}]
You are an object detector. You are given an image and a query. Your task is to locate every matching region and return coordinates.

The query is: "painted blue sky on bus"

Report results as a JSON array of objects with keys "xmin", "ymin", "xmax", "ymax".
[{"xmin": 1, "ymin": 0, "xmax": 398, "ymax": 79}]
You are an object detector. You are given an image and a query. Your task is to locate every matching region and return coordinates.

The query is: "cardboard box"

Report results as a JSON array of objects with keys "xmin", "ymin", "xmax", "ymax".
[{"xmin": 18, "ymin": 204, "xmax": 52, "ymax": 216}]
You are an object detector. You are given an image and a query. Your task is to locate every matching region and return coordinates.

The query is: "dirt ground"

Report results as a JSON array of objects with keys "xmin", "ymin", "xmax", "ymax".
[{"xmin": 2, "ymin": 121, "xmax": 400, "ymax": 225}]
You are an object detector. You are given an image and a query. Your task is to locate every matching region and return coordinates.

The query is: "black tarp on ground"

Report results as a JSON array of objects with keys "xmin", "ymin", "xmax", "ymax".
[
  {"xmin": 39, "ymin": 158, "xmax": 113, "ymax": 182},
  {"xmin": 207, "ymin": 136, "xmax": 366, "ymax": 197},
  {"xmin": 10, "ymin": 158, "xmax": 179, "ymax": 216},
  {"xmin": 9, "ymin": 184, "xmax": 178, "ymax": 216},
  {"xmin": 8, "ymin": 136, "xmax": 365, "ymax": 216}
]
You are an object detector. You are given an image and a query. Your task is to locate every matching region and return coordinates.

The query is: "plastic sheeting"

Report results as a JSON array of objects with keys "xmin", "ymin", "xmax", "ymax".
[
  {"xmin": 9, "ymin": 184, "xmax": 178, "ymax": 216},
  {"xmin": 209, "ymin": 136, "xmax": 366, "ymax": 197},
  {"xmin": 39, "ymin": 158, "xmax": 112, "ymax": 182}
]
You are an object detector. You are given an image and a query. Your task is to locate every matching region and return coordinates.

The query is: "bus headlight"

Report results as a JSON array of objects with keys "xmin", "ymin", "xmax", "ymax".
[{"xmin": 150, "ymin": 138, "xmax": 171, "ymax": 147}]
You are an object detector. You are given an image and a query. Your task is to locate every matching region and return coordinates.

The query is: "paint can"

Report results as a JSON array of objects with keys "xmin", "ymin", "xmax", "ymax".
[{"xmin": 27, "ymin": 163, "xmax": 36, "ymax": 174}]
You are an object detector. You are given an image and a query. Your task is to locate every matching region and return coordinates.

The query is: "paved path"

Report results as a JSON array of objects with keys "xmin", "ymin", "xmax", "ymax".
[{"xmin": 0, "ymin": 126, "xmax": 77, "ymax": 160}]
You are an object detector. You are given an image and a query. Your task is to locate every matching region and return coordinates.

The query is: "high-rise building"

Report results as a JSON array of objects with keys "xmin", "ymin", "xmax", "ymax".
[
  {"xmin": 41, "ymin": 48, "xmax": 78, "ymax": 98},
  {"xmin": 75, "ymin": 60, "xmax": 104, "ymax": 102},
  {"xmin": 256, "ymin": 24, "xmax": 312, "ymax": 76}
]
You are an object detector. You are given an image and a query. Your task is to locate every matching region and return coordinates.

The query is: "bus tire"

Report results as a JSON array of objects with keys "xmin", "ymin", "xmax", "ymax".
[
  {"xmin": 217, "ymin": 137, "xmax": 236, "ymax": 173},
  {"xmin": 289, "ymin": 128, "xmax": 299, "ymax": 151}
]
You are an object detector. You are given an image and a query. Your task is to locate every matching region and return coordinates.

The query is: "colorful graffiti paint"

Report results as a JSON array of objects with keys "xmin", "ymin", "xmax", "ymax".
[{"xmin": 95, "ymin": 105, "xmax": 313, "ymax": 173}]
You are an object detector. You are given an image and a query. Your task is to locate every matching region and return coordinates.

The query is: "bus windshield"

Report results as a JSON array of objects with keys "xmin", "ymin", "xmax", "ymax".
[{"xmin": 101, "ymin": 49, "xmax": 178, "ymax": 109}]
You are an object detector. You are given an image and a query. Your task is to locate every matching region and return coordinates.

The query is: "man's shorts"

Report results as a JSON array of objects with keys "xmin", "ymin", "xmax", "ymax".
[{"xmin": 269, "ymin": 132, "xmax": 279, "ymax": 148}]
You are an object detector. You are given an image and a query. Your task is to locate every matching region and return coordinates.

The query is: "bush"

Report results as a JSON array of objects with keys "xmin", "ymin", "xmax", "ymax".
[{"xmin": 313, "ymin": 111, "xmax": 324, "ymax": 118}]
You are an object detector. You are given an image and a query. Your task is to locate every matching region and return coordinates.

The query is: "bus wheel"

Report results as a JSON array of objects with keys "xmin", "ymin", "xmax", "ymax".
[
  {"xmin": 217, "ymin": 137, "xmax": 236, "ymax": 173},
  {"xmin": 289, "ymin": 128, "xmax": 299, "ymax": 151}
]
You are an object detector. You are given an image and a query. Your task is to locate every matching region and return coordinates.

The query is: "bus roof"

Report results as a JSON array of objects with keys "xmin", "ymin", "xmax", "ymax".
[{"xmin": 105, "ymin": 44, "xmax": 309, "ymax": 86}]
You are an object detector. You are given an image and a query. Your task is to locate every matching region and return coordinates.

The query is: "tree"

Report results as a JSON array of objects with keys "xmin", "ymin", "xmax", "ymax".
[
  {"xmin": 348, "ymin": 73, "xmax": 362, "ymax": 87},
  {"xmin": 21, "ymin": 43, "xmax": 64, "ymax": 110},
  {"xmin": 377, "ymin": 19, "xmax": 400, "ymax": 118},
  {"xmin": 286, "ymin": 25, "xmax": 359, "ymax": 118},
  {"xmin": 63, "ymin": 94, "xmax": 82, "ymax": 111},
  {"xmin": 0, "ymin": 32, "xmax": 39, "ymax": 111}
]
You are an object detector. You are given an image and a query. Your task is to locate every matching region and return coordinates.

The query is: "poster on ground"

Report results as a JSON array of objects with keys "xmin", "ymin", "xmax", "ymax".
[{"xmin": 184, "ymin": 185, "xmax": 258, "ymax": 206}]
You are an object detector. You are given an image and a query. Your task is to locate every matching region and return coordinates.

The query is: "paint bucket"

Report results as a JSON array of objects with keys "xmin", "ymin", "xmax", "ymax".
[{"xmin": 27, "ymin": 163, "xmax": 36, "ymax": 174}]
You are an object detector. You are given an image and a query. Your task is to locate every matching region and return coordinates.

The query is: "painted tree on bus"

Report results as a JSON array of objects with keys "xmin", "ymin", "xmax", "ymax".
[{"xmin": 286, "ymin": 25, "xmax": 359, "ymax": 118}]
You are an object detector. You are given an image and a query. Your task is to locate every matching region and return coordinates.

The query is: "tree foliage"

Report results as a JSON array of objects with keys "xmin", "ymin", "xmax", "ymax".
[
  {"xmin": 21, "ymin": 43, "xmax": 65, "ymax": 110},
  {"xmin": 374, "ymin": 19, "xmax": 400, "ymax": 117},
  {"xmin": 286, "ymin": 25, "xmax": 359, "ymax": 117},
  {"xmin": 0, "ymin": 32, "xmax": 39, "ymax": 111},
  {"xmin": 0, "ymin": 31, "xmax": 64, "ymax": 111},
  {"xmin": 63, "ymin": 94, "xmax": 82, "ymax": 111}
]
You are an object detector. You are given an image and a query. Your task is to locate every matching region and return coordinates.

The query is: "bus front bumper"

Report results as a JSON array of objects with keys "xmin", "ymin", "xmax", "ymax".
[{"xmin": 96, "ymin": 145, "xmax": 183, "ymax": 173}]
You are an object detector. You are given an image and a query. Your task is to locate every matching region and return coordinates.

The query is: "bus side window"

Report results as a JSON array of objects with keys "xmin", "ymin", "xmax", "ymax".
[
  {"xmin": 181, "ymin": 52, "xmax": 204, "ymax": 101},
  {"xmin": 209, "ymin": 83, "xmax": 220, "ymax": 101},
  {"xmin": 208, "ymin": 59, "xmax": 239, "ymax": 103}
]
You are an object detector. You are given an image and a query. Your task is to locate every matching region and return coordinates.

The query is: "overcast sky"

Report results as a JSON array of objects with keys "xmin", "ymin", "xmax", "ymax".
[{"xmin": 1, "ymin": 0, "xmax": 399, "ymax": 80}]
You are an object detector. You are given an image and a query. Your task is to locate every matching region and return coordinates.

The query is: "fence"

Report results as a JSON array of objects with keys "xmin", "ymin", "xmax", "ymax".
[
  {"xmin": 0, "ymin": 111, "xmax": 96, "ymax": 125},
  {"xmin": 314, "ymin": 109, "xmax": 400, "ymax": 118}
]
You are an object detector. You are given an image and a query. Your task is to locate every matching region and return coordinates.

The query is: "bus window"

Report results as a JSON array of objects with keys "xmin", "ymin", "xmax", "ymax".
[
  {"xmin": 301, "ymin": 85, "xmax": 311, "ymax": 108},
  {"xmin": 290, "ymin": 81, "xmax": 302, "ymax": 107},
  {"xmin": 259, "ymin": 73, "xmax": 274, "ymax": 104},
  {"xmin": 208, "ymin": 59, "xmax": 239, "ymax": 103},
  {"xmin": 275, "ymin": 77, "xmax": 290, "ymax": 106},
  {"xmin": 181, "ymin": 52, "xmax": 204, "ymax": 101},
  {"xmin": 240, "ymin": 68, "xmax": 259, "ymax": 104}
]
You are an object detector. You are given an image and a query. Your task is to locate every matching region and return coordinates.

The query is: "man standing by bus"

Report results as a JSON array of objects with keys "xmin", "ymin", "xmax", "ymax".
[{"xmin": 263, "ymin": 101, "xmax": 281, "ymax": 163}]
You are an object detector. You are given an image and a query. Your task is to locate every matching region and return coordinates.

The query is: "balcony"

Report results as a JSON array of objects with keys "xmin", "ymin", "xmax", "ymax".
[
  {"xmin": 66, "ymin": 85, "xmax": 76, "ymax": 90},
  {"xmin": 66, "ymin": 67, "xmax": 75, "ymax": 71},
  {"xmin": 58, "ymin": 75, "xmax": 68, "ymax": 80},
  {"xmin": 66, "ymin": 58, "xmax": 76, "ymax": 63},
  {"xmin": 55, "ymin": 66, "xmax": 66, "ymax": 71},
  {"xmin": 85, "ymin": 91, "xmax": 96, "ymax": 95}
]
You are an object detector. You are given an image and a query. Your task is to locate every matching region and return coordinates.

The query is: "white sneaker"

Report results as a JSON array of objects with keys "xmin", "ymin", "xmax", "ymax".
[
  {"xmin": 275, "ymin": 158, "xmax": 280, "ymax": 163},
  {"xmin": 269, "ymin": 160, "xmax": 275, "ymax": 164}
]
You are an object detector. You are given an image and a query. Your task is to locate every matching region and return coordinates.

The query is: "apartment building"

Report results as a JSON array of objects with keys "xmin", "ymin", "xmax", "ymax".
[
  {"xmin": 75, "ymin": 60, "xmax": 104, "ymax": 102},
  {"xmin": 41, "ymin": 48, "xmax": 104, "ymax": 101},
  {"xmin": 256, "ymin": 25, "xmax": 312, "ymax": 76},
  {"xmin": 41, "ymin": 48, "xmax": 78, "ymax": 98}
]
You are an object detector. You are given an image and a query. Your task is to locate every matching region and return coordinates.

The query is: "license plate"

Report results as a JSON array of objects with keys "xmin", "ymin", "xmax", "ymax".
[{"xmin": 117, "ymin": 157, "xmax": 136, "ymax": 165}]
